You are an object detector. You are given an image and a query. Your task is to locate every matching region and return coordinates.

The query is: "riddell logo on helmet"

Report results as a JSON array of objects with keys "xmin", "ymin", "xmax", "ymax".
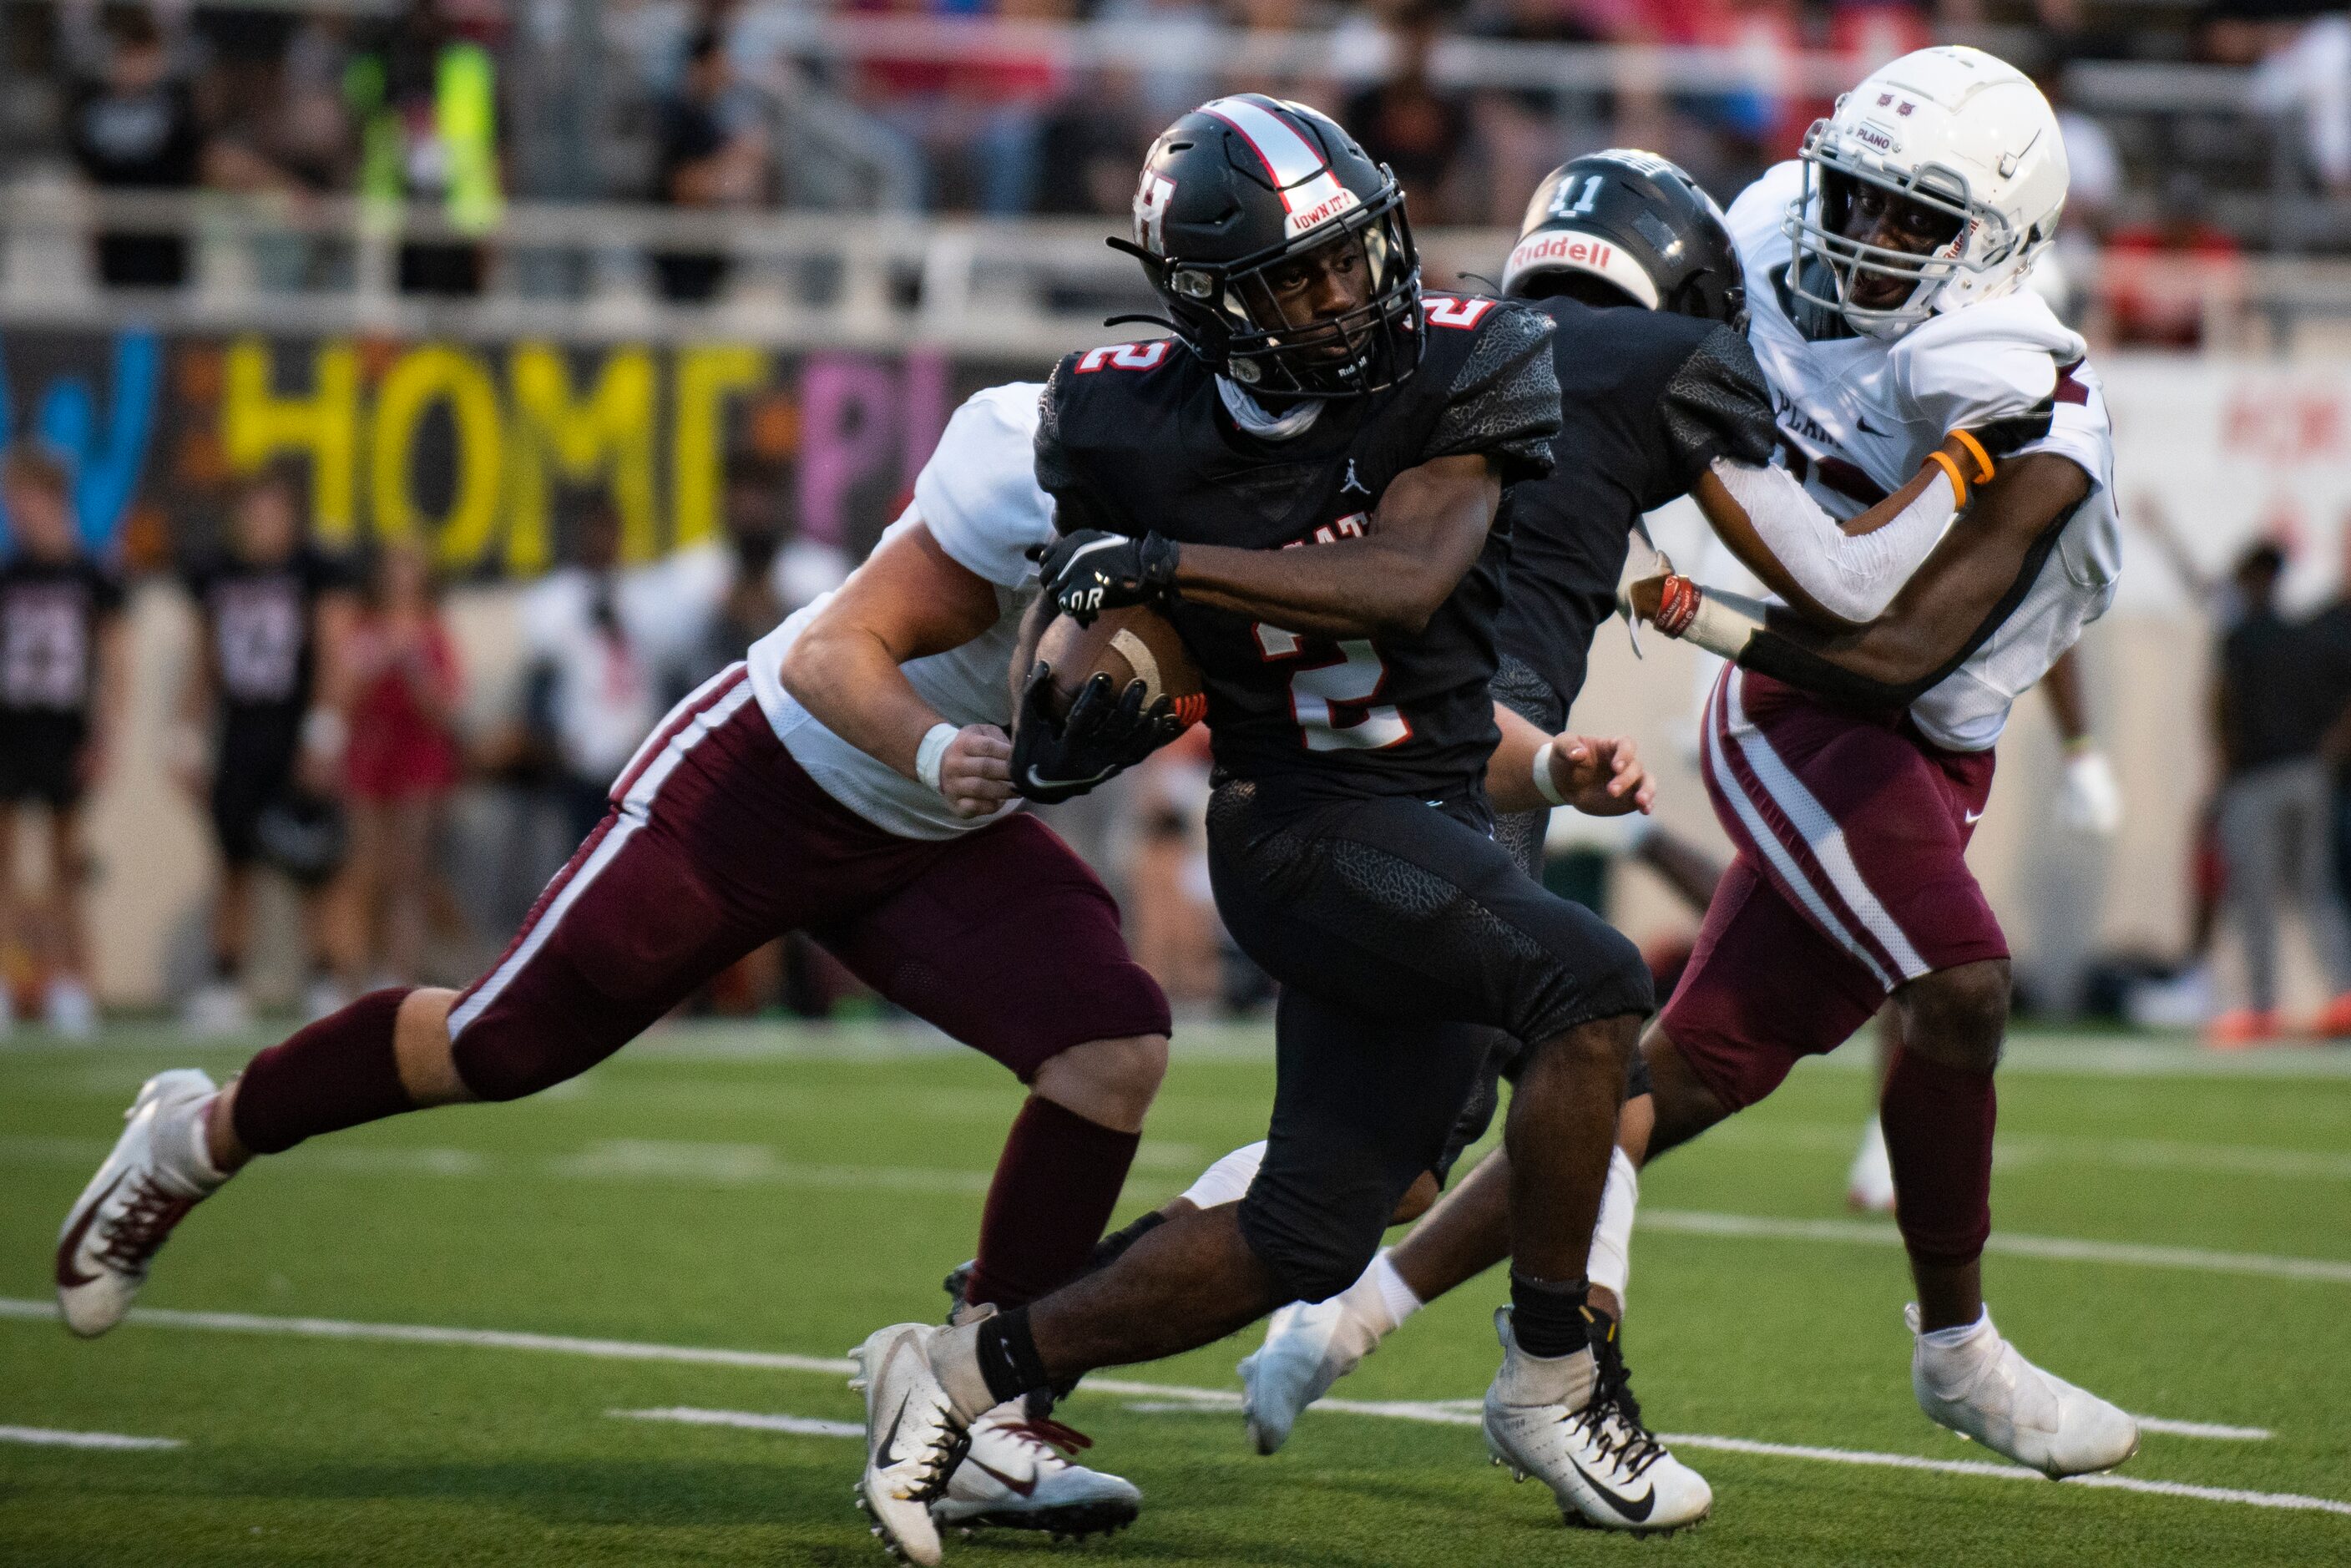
[{"xmin": 1506, "ymin": 233, "xmax": 1614, "ymax": 275}]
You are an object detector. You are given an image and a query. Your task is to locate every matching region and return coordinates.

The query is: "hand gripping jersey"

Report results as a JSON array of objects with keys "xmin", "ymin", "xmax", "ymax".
[
  {"xmin": 1729, "ymin": 160, "xmax": 2121, "ymax": 751},
  {"xmin": 1496, "ymin": 295, "xmax": 1778, "ymax": 715},
  {"xmin": 1035, "ymin": 296, "xmax": 1560, "ymax": 805},
  {"xmin": 747, "ymin": 382, "xmax": 1054, "ymax": 840}
]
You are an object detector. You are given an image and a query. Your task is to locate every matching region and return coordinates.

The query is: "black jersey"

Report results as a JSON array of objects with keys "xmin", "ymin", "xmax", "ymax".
[
  {"xmin": 185, "ymin": 547, "xmax": 353, "ymax": 721},
  {"xmin": 0, "ymin": 554, "xmax": 125, "ymax": 716},
  {"xmin": 1495, "ymin": 297, "xmax": 1777, "ymax": 711},
  {"xmin": 1038, "ymin": 295, "xmax": 1560, "ymax": 806}
]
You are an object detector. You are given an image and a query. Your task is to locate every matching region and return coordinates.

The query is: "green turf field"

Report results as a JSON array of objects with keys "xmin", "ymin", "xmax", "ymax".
[{"xmin": 3, "ymin": 1022, "xmax": 2348, "ymax": 1566}]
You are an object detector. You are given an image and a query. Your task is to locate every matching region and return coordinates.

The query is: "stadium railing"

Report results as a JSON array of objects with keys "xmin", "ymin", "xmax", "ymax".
[{"xmin": 6, "ymin": 184, "xmax": 2349, "ymax": 354}]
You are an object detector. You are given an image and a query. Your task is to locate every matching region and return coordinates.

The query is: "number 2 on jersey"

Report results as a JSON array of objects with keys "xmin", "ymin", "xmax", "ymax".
[{"xmin": 1253, "ymin": 624, "xmax": 1410, "ymax": 751}]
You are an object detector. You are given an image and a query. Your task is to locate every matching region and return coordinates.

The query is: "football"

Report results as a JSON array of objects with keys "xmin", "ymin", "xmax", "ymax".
[{"xmin": 1034, "ymin": 604, "xmax": 1207, "ymax": 727}]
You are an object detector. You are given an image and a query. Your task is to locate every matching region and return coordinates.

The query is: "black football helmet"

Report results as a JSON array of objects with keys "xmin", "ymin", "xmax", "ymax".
[
  {"xmin": 1111, "ymin": 94, "xmax": 1423, "ymax": 399},
  {"xmin": 1500, "ymin": 149, "xmax": 1747, "ymax": 330}
]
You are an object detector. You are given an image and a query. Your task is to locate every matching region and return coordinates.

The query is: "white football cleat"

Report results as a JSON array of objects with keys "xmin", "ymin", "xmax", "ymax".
[
  {"xmin": 850, "ymin": 1323, "xmax": 968, "ymax": 1565},
  {"xmin": 932, "ymin": 1402, "xmax": 1140, "ymax": 1540},
  {"xmin": 1483, "ymin": 1308, "xmax": 1711, "ymax": 1535},
  {"xmin": 57, "ymin": 1069, "xmax": 229, "ymax": 1338},
  {"xmin": 1239, "ymin": 1297, "xmax": 1368, "ymax": 1454},
  {"xmin": 1909, "ymin": 1305, "xmax": 2140, "ymax": 1478},
  {"xmin": 1847, "ymin": 1115, "xmax": 1897, "ymax": 1213}
]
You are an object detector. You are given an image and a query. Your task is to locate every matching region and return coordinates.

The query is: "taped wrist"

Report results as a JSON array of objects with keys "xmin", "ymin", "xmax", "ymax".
[
  {"xmin": 914, "ymin": 722, "xmax": 958, "ymax": 794},
  {"xmin": 1673, "ymin": 585, "xmax": 1767, "ymax": 667}
]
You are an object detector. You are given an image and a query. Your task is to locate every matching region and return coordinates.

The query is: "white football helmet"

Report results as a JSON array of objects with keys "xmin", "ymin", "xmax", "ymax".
[{"xmin": 1784, "ymin": 45, "xmax": 2068, "ymax": 338}]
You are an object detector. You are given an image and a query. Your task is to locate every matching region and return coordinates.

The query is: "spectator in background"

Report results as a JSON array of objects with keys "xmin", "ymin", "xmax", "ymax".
[
  {"xmin": 654, "ymin": 25, "xmax": 771, "ymax": 303},
  {"xmin": 66, "ymin": 6, "xmax": 206, "ymax": 288},
  {"xmin": 179, "ymin": 465, "xmax": 361, "ymax": 1034},
  {"xmin": 2209, "ymin": 541, "xmax": 2351, "ymax": 1046},
  {"xmin": 343, "ymin": 540, "xmax": 465, "ymax": 987},
  {"xmin": 1344, "ymin": 1, "xmax": 1472, "ymax": 222},
  {"xmin": 2249, "ymin": 8, "xmax": 2351, "ymax": 197},
  {"xmin": 519, "ymin": 503, "xmax": 663, "ymax": 842},
  {"xmin": 0, "ymin": 449, "xmax": 127, "ymax": 1037},
  {"xmin": 2101, "ymin": 171, "xmax": 2246, "ymax": 349},
  {"xmin": 348, "ymin": 0, "xmax": 504, "ymax": 296}
]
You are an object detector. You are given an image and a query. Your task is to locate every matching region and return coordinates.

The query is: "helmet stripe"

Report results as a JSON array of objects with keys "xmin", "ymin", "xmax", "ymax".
[
  {"xmin": 1200, "ymin": 97, "xmax": 1358, "ymax": 237},
  {"xmin": 1201, "ymin": 97, "xmax": 1327, "ymax": 189}
]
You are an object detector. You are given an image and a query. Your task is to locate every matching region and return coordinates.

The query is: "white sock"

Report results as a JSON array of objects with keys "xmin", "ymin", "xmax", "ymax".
[
  {"xmin": 1179, "ymin": 1140, "xmax": 1266, "ymax": 1210},
  {"xmin": 165, "ymin": 1095, "xmax": 230, "ymax": 1194},
  {"xmin": 928, "ymin": 1321, "xmax": 997, "ymax": 1423},
  {"xmin": 1918, "ymin": 1306, "xmax": 1995, "ymax": 1357},
  {"xmin": 1586, "ymin": 1146, "xmax": 1638, "ymax": 1307},
  {"xmin": 1331, "ymin": 1249, "xmax": 1418, "ymax": 1348},
  {"xmin": 1495, "ymin": 1338, "xmax": 1595, "ymax": 1409}
]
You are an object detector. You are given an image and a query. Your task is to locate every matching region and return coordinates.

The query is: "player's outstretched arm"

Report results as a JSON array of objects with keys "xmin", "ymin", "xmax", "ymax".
[
  {"xmin": 1689, "ymin": 436, "xmax": 1984, "ymax": 629},
  {"xmin": 1485, "ymin": 701, "xmax": 1654, "ymax": 817},
  {"xmin": 1637, "ymin": 452, "xmax": 2092, "ymax": 705},
  {"xmin": 778, "ymin": 518, "xmax": 1015, "ymax": 818},
  {"xmin": 1038, "ymin": 453, "xmax": 1503, "ymax": 640}
]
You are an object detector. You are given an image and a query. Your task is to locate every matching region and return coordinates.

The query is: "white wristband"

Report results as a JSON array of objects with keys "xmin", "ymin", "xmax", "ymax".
[
  {"xmin": 914, "ymin": 722, "xmax": 958, "ymax": 794},
  {"xmin": 1531, "ymin": 741, "xmax": 1569, "ymax": 807}
]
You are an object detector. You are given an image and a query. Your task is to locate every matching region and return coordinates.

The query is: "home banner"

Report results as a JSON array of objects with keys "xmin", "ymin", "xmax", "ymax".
[{"xmin": 0, "ymin": 330, "xmax": 1044, "ymax": 571}]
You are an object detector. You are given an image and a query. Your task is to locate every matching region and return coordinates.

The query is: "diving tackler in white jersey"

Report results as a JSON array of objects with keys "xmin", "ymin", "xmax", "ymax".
[{"xmin": 1784, "ymin": 44, "xmax": 2068, "ymax": 336}]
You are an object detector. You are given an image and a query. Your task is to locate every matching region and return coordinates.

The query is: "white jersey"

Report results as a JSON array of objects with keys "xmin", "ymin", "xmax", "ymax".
[
  {"xmin": 746, "ymin": 382, "xmax": 1052, "ymax": 840},
  {"xmin": 1727, "ymin": 161, "xmax": 2121, "ymax": 751}
]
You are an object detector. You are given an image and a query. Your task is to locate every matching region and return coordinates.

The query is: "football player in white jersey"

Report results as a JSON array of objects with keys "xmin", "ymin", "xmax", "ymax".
[
  {"xmin": 53, "ymin": 383, "xmax": 1194, "ymax": 1542},
  {"xmin": 1227, "ymin": 46, "xmax": 2141, "ymax": 1486}
]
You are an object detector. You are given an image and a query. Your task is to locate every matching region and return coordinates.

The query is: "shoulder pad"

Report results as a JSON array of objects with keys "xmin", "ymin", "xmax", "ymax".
[
  {"xmin": 1890, "ymin": 293, "xmax": 2086, "ymax": 435},
  {"xmin": 1659, "ymin": 323, "xmax": 1778, "ymax": 478}
]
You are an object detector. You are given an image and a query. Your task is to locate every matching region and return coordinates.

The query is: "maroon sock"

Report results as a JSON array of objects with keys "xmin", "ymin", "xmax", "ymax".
[
  {"xmin": 963, "ymin": 1095, "xmax": 1140, "ymax": 1311},
  {"xmin": 230, "ymin": 989, "xmax": 416, "ymax": 1156},
  {"xmin": 1878, "ymin": 1045, "xmax": 1996, "ymax": 1267}
]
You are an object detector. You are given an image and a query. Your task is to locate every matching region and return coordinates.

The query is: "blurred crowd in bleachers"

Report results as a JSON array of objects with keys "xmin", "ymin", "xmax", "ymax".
[{"xmin": 10, "ymin": 1, "xmax": 2351, "ymax": 293}]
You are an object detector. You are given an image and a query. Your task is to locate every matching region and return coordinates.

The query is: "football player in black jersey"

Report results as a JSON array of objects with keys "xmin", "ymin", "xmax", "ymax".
[
  {"xmin": 0, "ymin": 447, "xmax": 127, "ymax": 1038},
  {"xmin": 1209, "ymin": 141, "xmax": 2132, "ymax": 1491},
  {"xmin": 849, "ymin": 98, "xmax": 1709, "ymax": 1560},
  {"xmin": 179, "ymin": 463, "xmax": 360, "ymax": 1034}
]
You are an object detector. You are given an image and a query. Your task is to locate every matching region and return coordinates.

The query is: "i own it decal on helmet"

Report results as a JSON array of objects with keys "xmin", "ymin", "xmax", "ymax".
[{"xmin": 1076, "ymin": 342, "xmax": 1171, "ymax": 373}]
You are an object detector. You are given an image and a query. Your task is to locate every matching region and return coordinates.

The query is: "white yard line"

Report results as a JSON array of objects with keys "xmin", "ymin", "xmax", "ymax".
[
  {"xmin": 0, "ymin": 1299, "xmax": 2315, "ymax": 1517},
  {"xmin": 1639, "ymin": 1210, "xmax": 2351, "ymax": 1285},
  {"xmin": 599, "ymin": 1398, "xmax": 2343, "ymax": 1518},
  {"xmin": 0, "ymin": 1424, "xmax": 181, "ymax": 1451},
  {"xmin": 612, "ymin": 1407, "xmax": 862, "ymax": 1439}
]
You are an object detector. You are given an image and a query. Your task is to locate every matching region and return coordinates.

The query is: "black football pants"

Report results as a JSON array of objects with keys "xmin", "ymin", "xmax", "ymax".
[{"xmin": 1207, "ymin": 776, "xmax": 1653, "ymax": 1304}]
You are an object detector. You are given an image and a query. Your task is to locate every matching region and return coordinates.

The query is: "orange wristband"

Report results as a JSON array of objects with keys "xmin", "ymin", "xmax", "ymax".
[
  {"xmin": 1950, "ymin": 430, "xmax": 1996, "ymax": 485},
  {"xmin": 1923, "ymin": 449, "xmax": 1968, "ymax": 508}
]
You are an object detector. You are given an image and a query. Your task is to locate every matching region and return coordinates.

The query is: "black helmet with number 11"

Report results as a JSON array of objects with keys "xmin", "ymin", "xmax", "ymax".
[
  {"xmin": 1502, "ymin": 149, "xmax": 1747, "ymax": 330},
  {"xmin": 1112, "ymin": 94, "xmax": 1423, "ymax": 400}
]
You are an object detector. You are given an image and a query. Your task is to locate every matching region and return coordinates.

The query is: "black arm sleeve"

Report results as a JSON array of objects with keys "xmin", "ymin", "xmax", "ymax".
[
  {"xmin": 1656, "ymin": 323, "xmax": 1778, "ymax": 487},
  {"xmin": 1423, "ymin": 303, "xmax": 1561, "ymax": 484}
]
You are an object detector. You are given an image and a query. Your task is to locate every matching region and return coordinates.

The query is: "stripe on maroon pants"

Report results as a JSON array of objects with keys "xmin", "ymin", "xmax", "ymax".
[
  {"xmin": 1708, "ymin": 676, "xmax": 1912, "ymax": 984},
  {"xmin": 609, "ymin": 664, "xmax": 749, "ymax": 803}
]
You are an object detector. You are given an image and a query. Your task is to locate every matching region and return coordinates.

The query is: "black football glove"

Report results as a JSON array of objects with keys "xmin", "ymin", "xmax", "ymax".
[
  {"xmin": 1029, "ymin": 529, "xmax": 1180, "ymax": 625},
  {"xmin": 1009, "ymin": 662, "xmax": 1182, "ymax": 805}
]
